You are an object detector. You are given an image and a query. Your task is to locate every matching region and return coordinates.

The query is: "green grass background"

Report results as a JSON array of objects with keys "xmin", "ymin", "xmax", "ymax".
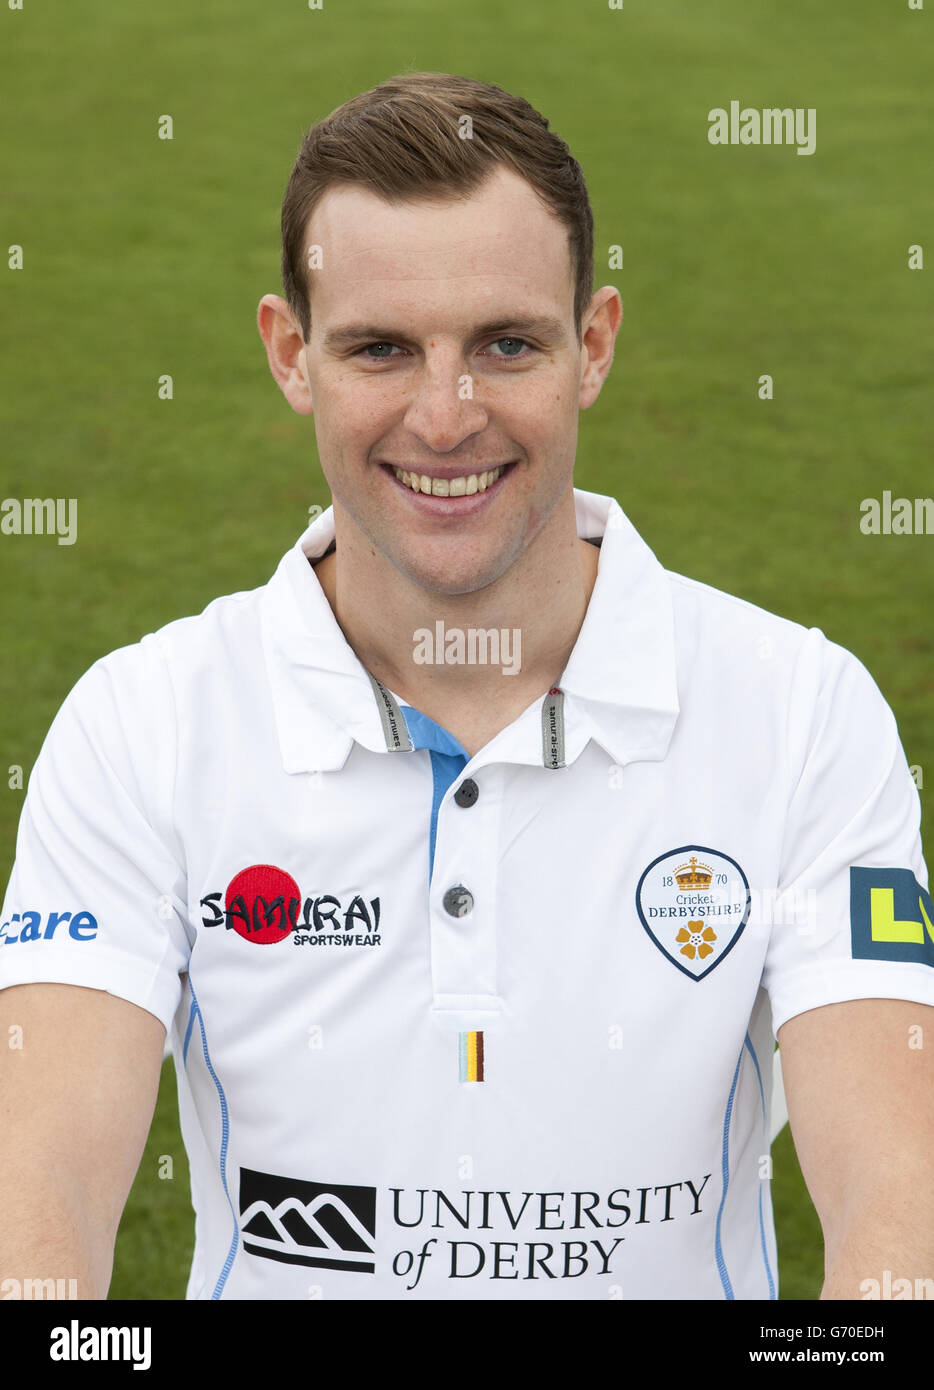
[{"xmin": 2, "ymin": 0, "xmax": 931, "ymax": 1299}]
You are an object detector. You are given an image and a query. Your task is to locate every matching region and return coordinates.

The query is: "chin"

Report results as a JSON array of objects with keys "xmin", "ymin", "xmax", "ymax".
[{"xmin": 394, "ymin": 554, "xmax": 505, "ymax": 598}]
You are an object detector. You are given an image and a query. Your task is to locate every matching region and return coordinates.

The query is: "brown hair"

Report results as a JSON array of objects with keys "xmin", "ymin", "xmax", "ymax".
[{"xmin": 281, "ymin": 72, "xmax": 594, "ymax": 344}]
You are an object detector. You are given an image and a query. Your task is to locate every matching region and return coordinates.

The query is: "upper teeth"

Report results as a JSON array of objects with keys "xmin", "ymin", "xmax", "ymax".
[{"xmin": 392, "ymin": 465, "xmax": 506, "ymax": 496}]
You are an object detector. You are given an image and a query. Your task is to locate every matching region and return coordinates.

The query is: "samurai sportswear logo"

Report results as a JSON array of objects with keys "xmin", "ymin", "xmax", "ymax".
[
  {"xmin": 239, "ymin": 1167, "xmax": 714, "ymax": 1288},
  {"xmin": 200, "ymin": 863, "xmax": 381, "ymax": 946},
  {"xmin": 636, "ymin": 845, "xmax": 750, "ymax": 980}
]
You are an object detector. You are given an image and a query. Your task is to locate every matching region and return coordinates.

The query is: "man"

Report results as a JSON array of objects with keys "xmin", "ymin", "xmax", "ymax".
[{"xmin": 1, "ymin": 72, "xmax": 932, "ymax": 1301}]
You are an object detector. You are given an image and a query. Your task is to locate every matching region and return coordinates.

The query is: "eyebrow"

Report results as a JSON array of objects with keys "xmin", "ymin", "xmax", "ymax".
[{"xmin": 321, "ymin": 315, "xmax": 568, "ymax": 351}]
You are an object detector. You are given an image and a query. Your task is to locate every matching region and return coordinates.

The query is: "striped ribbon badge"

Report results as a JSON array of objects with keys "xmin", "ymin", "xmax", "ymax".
[{"xmin": 459, "ymin": 1031, "xmax": 484, "ymax": 1083}]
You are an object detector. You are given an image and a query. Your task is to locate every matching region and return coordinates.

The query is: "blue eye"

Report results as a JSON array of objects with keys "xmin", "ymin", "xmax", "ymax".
[
  {"xmin": 358, "ymin": 343, "xmax": 400, "ymax": 360},
  {"xmin": 486, "ymin": 337, "xmax": 531, "ymax": 358}
]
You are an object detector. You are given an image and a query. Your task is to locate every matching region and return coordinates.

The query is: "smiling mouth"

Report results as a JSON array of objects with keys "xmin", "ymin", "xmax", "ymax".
[{"xmin": 388, "ymin": 463, "xmax": 512, "ymax": 497}]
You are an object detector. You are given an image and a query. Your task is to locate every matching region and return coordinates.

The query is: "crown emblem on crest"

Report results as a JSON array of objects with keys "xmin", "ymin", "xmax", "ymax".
[{"xmin": 674, "ymin": 856, "xmax": 713, "ymax": 889}]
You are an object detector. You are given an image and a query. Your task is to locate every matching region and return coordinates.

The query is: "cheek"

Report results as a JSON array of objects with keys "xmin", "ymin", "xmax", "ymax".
[
  {"xmin": 315, "ymin": 389, "xmax": 370, "ymax": 443},
  {"xmin": 328, "ymin": 381, "xmax": 397, "ymax": 438}
]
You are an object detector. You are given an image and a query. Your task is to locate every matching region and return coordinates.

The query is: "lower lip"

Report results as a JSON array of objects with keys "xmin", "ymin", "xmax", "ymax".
[{"xmin": 381, "ymin": 463, "xmax": 516, "ymax": 516}]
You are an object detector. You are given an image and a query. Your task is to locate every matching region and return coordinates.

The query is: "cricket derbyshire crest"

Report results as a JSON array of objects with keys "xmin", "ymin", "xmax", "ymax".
[{"xmin": 636, "ymin": 846, "xmax": 750, "ymax": 980}]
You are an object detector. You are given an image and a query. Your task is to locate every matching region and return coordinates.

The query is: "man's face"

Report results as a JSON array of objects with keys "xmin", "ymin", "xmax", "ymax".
[{"xmin": 295, "ymin": 164, "xmax": 601, "ymax": 597}]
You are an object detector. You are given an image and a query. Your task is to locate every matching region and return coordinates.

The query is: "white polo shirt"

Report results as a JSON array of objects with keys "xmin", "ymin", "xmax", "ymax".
[{"xmin": 2, "ymin": 487, "xmax": 932, "ymax": 1301}]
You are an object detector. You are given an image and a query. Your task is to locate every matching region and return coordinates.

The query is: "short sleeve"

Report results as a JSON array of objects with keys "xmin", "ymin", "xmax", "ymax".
[
  {"xmin": 0, "ymin": 634, "xmax": 191, "ymax": 1033},
  {"xmin": 763, "ymin": 628, "xmax": 934, "ymax": 1035}
]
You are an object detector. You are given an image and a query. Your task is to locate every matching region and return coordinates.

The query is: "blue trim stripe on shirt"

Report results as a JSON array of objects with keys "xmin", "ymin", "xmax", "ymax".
[
  {"xmin": 715, "ymin": 1047, "xmax": 743, "ymax": 1299},
  {"xmin": 186, "ymin": 979, "xmax": 239, "ymax": 1300},
  {"xmin": 398, "ymin": 704, "xmax": 469, "ymax": 884},
  {"xmin": 744, "ymin": 1031, "xmax": 777, "ymax": 1299}
]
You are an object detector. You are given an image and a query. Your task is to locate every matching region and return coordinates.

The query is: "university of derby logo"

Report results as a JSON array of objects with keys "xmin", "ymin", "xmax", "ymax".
[
  {"xmin": 239, "ymin": 1168, "xmax": 376, "ymax": 1273},
  {"xmin": 636, "ymin": 845, "xmax": 750, "ymax": 980}
]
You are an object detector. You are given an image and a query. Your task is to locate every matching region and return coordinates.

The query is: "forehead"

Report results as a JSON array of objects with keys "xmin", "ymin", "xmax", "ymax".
[{"xmin": 303, "ymin": 165, "xmax": 574, "ymax": 325}]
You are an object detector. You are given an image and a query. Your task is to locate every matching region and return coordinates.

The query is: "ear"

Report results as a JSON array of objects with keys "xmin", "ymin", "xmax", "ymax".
[
  {"xmin": 256, "ymin": 294, "xmax": 314, "ymax": 416},
  {"xmin": 578, "ymin": 286, "xmax": 623, "ymax": 411}
]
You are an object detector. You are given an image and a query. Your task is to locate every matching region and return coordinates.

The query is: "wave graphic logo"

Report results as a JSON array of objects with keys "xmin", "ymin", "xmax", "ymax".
[{"xmin": 239, "ymin": 1168, "xmax": 376, "ymax": 1273}]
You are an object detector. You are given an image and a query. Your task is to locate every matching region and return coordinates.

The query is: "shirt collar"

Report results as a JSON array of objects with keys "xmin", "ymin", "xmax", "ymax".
[{"xmin": 260, "ymin": 487, "xmax": 680, "ymax": 774}]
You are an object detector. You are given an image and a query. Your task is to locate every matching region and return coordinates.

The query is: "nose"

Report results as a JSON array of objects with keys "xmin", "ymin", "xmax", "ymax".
[{"xmin": 401, "ymin": 350, "xmax": 490, "ymax": 454}]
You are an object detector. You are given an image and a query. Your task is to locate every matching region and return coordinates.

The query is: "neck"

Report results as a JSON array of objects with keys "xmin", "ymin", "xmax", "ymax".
[{"xmin": 313, "ymin": 492, "xmax": 599, "ymax": 712}]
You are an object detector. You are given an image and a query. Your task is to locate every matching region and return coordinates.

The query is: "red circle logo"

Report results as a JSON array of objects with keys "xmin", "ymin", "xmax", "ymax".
[{"xmin": 225, "ymin": 864, "xmax": 300, "ymax": 945}]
